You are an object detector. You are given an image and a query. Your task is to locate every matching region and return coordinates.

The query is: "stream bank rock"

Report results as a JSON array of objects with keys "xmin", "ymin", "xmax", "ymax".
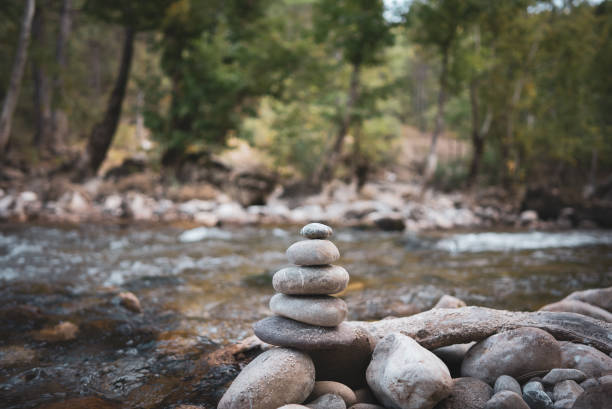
[
  {"xmin": 433, "ymin": 377, "xmax": 493, "ymax": 409},
  {"xmin": 217, "ymin": 348, "xmax": 315, "ymax": 409},
  {"xmin": 461, "ymin": 327, "xmax": 561, "ymax": 384},
  {"xmin": 366, "ymin": 333, "xmax": 452, "ymax": 409},
  {"xmin": 559, "ymin": 342, "xmax": 612, "ymax": 377},
  {"xmin": 484, "ymin": 391, "xmax": 530, "ymax": 409}
]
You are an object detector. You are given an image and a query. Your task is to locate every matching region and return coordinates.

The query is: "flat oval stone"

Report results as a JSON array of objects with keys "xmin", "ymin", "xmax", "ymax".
[
  {"xmin": 273, "ymin": 265, "xmax": 349, "ymax": 295},
  {"xmin": 286, "ymin": 240, "xmax": 339, "ymax": 266},
  {"xmin": 301, "ymin": 223, "xmax": 333, "ymax": 239},
  {"xmin": 217, "ymin": 347, "xmax": 315, "ymax": 409},
  {"xmin": 270, "ymin": 294, "xmax": 347, "ymax": 327},
  {"xmin": 253, "ymin": 316, "xmax": 358, "ymax": 350}
]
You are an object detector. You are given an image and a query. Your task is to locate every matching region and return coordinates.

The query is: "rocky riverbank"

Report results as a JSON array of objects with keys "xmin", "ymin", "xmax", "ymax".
[
  {"xmin": 0, "ymin": 177, "xmax": 598, "ymax": 231},
  {"xmin": 217, "ymin": 290, "xmax": 612, "ymax": 409},
  {"xmin": 214, "ymin": 223, "xmax": 612, "ymax": 409}
]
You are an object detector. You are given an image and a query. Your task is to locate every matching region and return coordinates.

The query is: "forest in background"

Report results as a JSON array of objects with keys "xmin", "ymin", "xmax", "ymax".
[{"xmin": 1, "ymin": 0, "xmax": 611, "ymax": 198}]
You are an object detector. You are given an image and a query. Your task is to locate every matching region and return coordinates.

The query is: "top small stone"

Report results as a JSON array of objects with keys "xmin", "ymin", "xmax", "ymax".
[{"xmin": 301, "ymin": 223, "xmax": 333, "ymax": 239}]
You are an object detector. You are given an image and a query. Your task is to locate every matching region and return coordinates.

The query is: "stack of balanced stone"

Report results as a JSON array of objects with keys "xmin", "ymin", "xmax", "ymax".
[
  {"xmin": 219, "ymin": 223, "xmax": 380, "ymax": 409},
  {"xmin": 267, "ymin": 222, "xmax": 349, "ymax": 329}
]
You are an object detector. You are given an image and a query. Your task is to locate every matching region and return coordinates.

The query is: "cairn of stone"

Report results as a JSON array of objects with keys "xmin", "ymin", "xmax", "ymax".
[{"xmin": 254, "ymin": 223, "xmax": 352, "ymax": 348}]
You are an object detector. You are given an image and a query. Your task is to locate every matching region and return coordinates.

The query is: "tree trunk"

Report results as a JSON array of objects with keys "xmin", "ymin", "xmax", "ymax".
[
  {"xmin": 422, "ymin": 47, "xmax": 449, "ymax": 185},
  {"xmin": 315, "ymin": 62, "xmax": 361, "ymax": 186},
  {"xmin": 31, "ymin": 3, "xmax": 52, "ymax": 147},
  {"xmin": 50, "ymin": 0, "xmax": 72, "ymax": 149},
  {"xmin": 0, "ymin": 0, "xmax": 36, "ymax": 155},
  {"xmin": 77, "ymin": 26, "xmax": 135, "ymax": 178},
  {"xmin": 467, "ymin": 79, "xmax": 492, "ymax": 187},
  {"xmin": 350, "ymin": 306, "xmax": 612, "ymax": 353}
]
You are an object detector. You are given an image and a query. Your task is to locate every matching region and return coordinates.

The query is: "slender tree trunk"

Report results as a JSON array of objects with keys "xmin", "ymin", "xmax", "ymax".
[
  {"xmin": 77, "ymin": 26, "xmax": 135, "ymax": 178},
  {"xmin": 422, "ymin": 47, "xmax": 449, "ymax": 185},
  {"xmin": 51, "ymin": 0, "xmax": 72, "ymax": 149},
  {"xmin": 0, "ymin": 0, "xmax": 36, "ymax": 156},
  {"xmin": 315, "ymin": 62, "xmax": 361, "ymax": 186},
  {"xmin": 31, "ymin": 3, "xmax": 52, "ymax": 147},
  {"xmin": 467, "ymin": 78, "xmax": 492, "ymax": 187}
]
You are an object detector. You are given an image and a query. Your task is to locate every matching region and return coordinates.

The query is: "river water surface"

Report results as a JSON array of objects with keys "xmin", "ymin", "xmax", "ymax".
[{"xmin": 1, "ymin": 223, "xmax": 611, "ymax": 407}]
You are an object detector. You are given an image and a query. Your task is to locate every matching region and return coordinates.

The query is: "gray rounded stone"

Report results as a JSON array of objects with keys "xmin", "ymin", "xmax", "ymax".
[
  {"xmin": 286, "ymin": 240, "xmax": 339, "ymax": 266},
  {"xmin": 461, "ymin": 327, "xmax": 561, "ymax": 384},
  {"xmin": 559, "ymin": 342, "xmax": 612, "ymax": 378},
  {"xmin": 366, "ymin": 333, "xmax": 453, "ymax": 409},
  {"xmin": 308, "ymin": 381, "xmax": 357, "ymax": 407},
  {"xmin": 542, "ymin": 368, "xmax": 587, "ymax": 384},
  {"xmin": 553, "ymin": 399, "xmax": 574, "ymax": 409},
  {"xmin": 522, "ymin": 388, "xmax": 553, "ymax": 409},
  {"xmin": 270, "ymin": 294, "xmax": 348, "ymax": 327},
  {"xmin": 301, "ymin": 223, "xmax": 333, "ymax": 239},
  {"xmin": 553, "ymin": 380, "xmax": 583, "ymax": 402},
  {"xmin": 494, "ymin": 375, "xmax": 522, "ymax": 395},
  {"xmin": 571, "ymin": 383, "xmax": 612, "ymax": 409},
  {"xmin": 433, "ymin": 377, "xmax": 493, "ymax": 409},
  {"xmin": 217, "ymin": 348, "xmax": 315, "ymax": 409},
  {"xmin": 306, "ymin": 393, "xmax": 346, "ymax": 409},
  {"xmin": 348, "ymin": 405, "xmax": 385, "ymax": 409},
  {"xmin": 484, "ymin": 391, "xmax": 529, "ymax": 409},
  {"xmin": 273, "ymin": 265, "xmax": 349, "ymax": 295},
  {"xmin": 253, "ymin": 316, "xmax": 358, "ymax": 350}
]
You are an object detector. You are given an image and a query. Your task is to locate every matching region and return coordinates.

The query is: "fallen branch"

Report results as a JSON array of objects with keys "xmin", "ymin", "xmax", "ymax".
[{"xmin": 349, "ymin": 306, "xmax": 612, "ymax": 354}]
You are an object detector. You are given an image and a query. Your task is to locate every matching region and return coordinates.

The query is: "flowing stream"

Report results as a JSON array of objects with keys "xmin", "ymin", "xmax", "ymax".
[{"xmin": 1, "ymin": 223, "xmax": 611, "ymax": 408}]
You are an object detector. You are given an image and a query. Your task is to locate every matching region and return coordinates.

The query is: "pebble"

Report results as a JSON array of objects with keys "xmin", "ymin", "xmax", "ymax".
[
  {"xmin": 253, "ymin": 316, "xmax": 358, "ymax": 350},
  {"xmin": 542, "ymin": 368, "xmax": 587, "ymax": 384},
  {"xmin": 433, "ymin": 377, "xmax": 493, "ymax": 409},
  {"xmin": 559, "ymin": 342, "xmax": 612, "ymax": 378},
  {"xmin": 433, "ymin": 295, "xmax": 466, "ymax": 309},
  {"xmin": 493, "ymin": 375, "xmax": 522, "ymax": 395},
  {"xmin": 286, "ymin": 240, "xmax": 339, "ymax": 266},
  {"xmin": 461, "ymin": 327, "xmax": 561, "ymax": 384},
  {"xmin": 366, "ymin": 333, "xmax": 452, "ymax": 409},
  {"xmin": 539, "ymin": 299, "xmax": 612, "ymax": 322},
  {"xmin": 270, "ymin": 294, "xmax": 347, "ymax": 327},
  {"xmin": 348, "ymin": 405, "xmax": 385, "ymax": 409},
  {"xmin": 301, "ymin": 223, "xmax": 333, "ymax": 239},
  {"xmin": 522, "ymin": 388, "xmax": 553, "ymax": 409},
  {"xmin": 273, "ymin": 265, "xmax": 350, "ymax": 295},
  {"xmin": 308, "ymin": 381, "xmax": 357, "ymax": 407},
  {"xmin": 552, "ymin": 380, "xmax": 583, "ymax": 402},
  {"xmin": 119, "ymin": 291, "xmax": 142, "ymax": 313},
  {"xmin": 571, "ymin": 383, "xmax": 612, "ymax": 409},
  {"xmin": 484, "ymin": 391, "xmax": 530, "ymax": 409},
  {"xmin": 306, "ymin": 393, "xmax": 346, "ymax": 409},
  {"xmin": 579, "ymin": 378, "xmax": 599, "ymax": 390},
  {"xmin": 217, "ymin": 348, "xmax": 315, "ymax": 409},
  {"xmin": 552, "ymin": 399, "xmax": 574, "ymax": 409},
  {"xmin": 564, "ymin": 287, "xmax": 612, "ymax": 311},
  {"xmin": 278, "ymin": 406, "xmax": 309, "ymax": 409}
]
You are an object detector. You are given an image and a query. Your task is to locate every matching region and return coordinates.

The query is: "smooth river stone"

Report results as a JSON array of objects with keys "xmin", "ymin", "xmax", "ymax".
[
  {"xmin": 273, "ymin": 265, "xmax": 350, "ymax": 295},
  {"xmin": 217, "ymin": 347, "xmax": 315, "ymax": 409},
  {"xmin": 270, "ymin": 294, "xmax": 348, "ymax": 327},
  {"xmin": 253, "ymin": 316, "xmax": 358, "ymax": 350},
  {"xmin": 286, "ymin": 240, "xmax": 339, "ymax": 266},
  {"xmin": 301, "ymin": 223, "xmax": 333, "ymax": 239}
]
